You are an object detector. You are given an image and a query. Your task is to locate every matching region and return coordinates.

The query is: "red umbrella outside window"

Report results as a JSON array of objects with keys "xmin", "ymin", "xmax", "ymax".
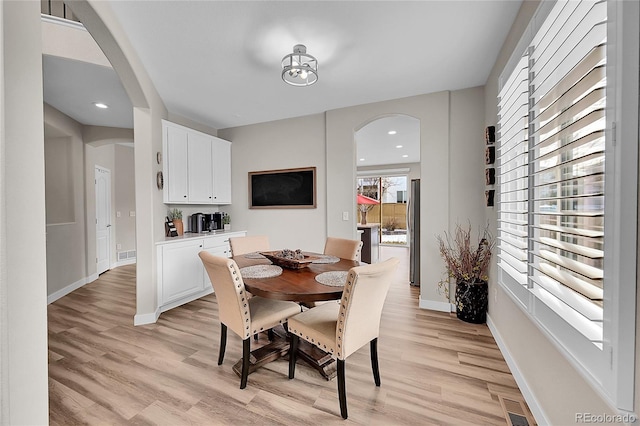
[{"xmin": 357, "ymin": 194, "xmax": 379, "ymax": 225}]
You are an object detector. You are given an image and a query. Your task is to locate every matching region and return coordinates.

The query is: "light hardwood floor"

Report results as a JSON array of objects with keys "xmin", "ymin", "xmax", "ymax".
[{"xmin": 48, "ymin": 246, "xmax": 535, "ymax": 425}]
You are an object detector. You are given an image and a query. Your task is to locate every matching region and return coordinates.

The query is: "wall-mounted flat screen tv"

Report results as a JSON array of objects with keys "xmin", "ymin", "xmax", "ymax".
[{"xmin": 249, "ymin": 167, "xmax": 316, "ymax": 209}]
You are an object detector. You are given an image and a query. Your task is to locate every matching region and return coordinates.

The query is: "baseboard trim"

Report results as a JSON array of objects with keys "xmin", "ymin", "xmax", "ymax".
[
  {"xmin": 47, "ymin": 277, "xmax": 88, "ymax": 304},
  {"xmin": 86, "ymin": 272, "xmax": 98, "ymax": 283},
  {"xmin": 112, "ymin": 258, "xmax": 136, "ymax": 268},
  {"xmin": 487, "ymin": 315, "xmax": 548, "ymax": 426},
  {"xmin": 134, "ymin": 308, "xmax": 160, "ymax": 326},
  {"xmin": 419, "ymin": 297, "xmax": 453, "ymax": 312}
]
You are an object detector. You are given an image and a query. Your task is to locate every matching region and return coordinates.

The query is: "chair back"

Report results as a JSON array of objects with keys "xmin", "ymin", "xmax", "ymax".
[
  {"xmin": 336, "ymin": 257, "xmax": 399, "ymax": 359},
  {"xmin": 229, "ymin": 235, "xmax": 270, "ymax": 256},
  {"xmin": 199, "ymin": 251, "xmax": 251, "ymax": 339},
  {"xmin": 323, "ymin": 237, "xmax": 363, "ymax": 261}
]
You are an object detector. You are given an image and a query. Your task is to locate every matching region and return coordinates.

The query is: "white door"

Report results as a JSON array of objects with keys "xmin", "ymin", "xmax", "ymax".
[{"xmin": 95, "ymin": 166, "xmax": 111, "ymax": 275}]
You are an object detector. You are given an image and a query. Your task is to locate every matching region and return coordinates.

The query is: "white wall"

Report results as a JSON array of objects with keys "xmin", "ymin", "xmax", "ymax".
[
  {"xmin": 218, "ymin": 114, "xmax": 327, "ymax": 253},
  {"xmin": 0, "ymin": 1, "xmax": 49, "ymax": 423}
]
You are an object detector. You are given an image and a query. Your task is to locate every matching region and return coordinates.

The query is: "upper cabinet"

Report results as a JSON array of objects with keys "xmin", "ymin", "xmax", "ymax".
[{"xmin": 162, "ymin": 120, "xmax": 232, "ymax": 205}]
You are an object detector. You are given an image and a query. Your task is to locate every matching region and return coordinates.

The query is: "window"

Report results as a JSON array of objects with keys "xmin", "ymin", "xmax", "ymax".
[{"xmin": 497, "ymin": 0, "xmax": 637, "ymax": 410}]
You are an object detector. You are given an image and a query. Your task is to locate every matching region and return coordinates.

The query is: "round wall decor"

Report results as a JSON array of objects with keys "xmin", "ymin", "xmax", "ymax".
[{"xmin": 156, "ymin": 171, "xmax": 164, "ymax": 189}]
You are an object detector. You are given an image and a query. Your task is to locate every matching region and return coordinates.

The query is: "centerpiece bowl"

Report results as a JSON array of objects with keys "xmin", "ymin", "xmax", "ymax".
[{"xmin": 260, "ymin": 250, "xmax": 319, "ymax": 270}]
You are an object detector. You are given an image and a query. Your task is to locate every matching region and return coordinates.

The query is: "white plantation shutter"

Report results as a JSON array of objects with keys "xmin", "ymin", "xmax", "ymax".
[
  {"xmin": 496, "ymin": 0, "xmax": 638, "ymax": 410},
  {"xmin": 497, "ymin": 0, "xmax": 611, "ymax": 371},
  {"xmin": 529, "ymin": 0, "xmax": 607, "ymax": 344},
  {"xmin": 497, "ymin": 54, "xmax": 529, "ymax": 285}
]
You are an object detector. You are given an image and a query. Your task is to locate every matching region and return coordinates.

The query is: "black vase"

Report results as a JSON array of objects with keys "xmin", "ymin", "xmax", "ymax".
[{"xmin": 455, "ymin": 280, "xmax": 488, "ymax": 324}]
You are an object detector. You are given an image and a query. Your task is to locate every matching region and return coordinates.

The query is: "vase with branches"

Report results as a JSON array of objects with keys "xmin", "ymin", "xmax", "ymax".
[{"xmin": 436, "ymin": 222, "xmax": 494, "ymax": 323}]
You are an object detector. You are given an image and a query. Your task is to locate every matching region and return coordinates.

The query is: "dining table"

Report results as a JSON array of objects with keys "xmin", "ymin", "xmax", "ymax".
[{"xmin": 231, "ymin": 252, "xmax": 360, "ymax": 380}]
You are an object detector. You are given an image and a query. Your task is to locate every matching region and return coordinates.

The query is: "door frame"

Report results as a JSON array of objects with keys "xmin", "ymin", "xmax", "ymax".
[{"xmin": 95, "ymin": 165, "xmax": 111, "ymax": 274}]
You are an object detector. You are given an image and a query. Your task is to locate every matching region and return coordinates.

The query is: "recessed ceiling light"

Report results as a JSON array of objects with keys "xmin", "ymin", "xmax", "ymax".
[
  {"xmin": 359, "ymin": 158, "xmax": 365, "ymax": 162},
  {"xmin": 396, "ymin": 145, "xmax": 403, "ymax": 149},
  {"xmin": 94, "ymin": 102, "xmax": 109, "ymax": 109},
  {"xmin": 388, "ymin": 130, "xmax": 397, "ymax": 135},
  {"xmin": 402, "ymin": 154, "xmax": 409, "ymax": 158}
]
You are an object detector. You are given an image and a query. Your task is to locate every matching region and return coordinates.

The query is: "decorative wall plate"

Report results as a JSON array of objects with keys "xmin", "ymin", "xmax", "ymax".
[{"xmin": 156, "ymin": 171, "xmax": 164, "ymax": 189}]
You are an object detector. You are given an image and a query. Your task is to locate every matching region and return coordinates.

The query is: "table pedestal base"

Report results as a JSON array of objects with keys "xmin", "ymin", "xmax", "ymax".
[{"xmin": 232, "ymin": 328, "xmax": 336, "ymax": 381}]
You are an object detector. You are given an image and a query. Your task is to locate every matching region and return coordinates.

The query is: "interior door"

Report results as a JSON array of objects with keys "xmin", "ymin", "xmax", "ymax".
[{"xmin": 95, "ymin": 166, "xmax": 111, "ymax": 275}]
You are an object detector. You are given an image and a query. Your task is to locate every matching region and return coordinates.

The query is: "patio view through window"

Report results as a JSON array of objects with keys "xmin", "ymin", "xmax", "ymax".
[{"xmin": 357, "ymin": 175, "xmax": 408, "ymax": 245}]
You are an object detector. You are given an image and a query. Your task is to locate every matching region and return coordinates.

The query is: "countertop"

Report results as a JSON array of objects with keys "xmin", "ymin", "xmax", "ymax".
[{"xmin": 157, "ymin": 229, "xmax": 247, "ymax": 245}]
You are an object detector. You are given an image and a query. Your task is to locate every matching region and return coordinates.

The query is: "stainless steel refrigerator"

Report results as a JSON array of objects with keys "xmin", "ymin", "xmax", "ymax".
[{"xmin": 408, "ymin": 179, "xmax": 420, "ymax": 286}]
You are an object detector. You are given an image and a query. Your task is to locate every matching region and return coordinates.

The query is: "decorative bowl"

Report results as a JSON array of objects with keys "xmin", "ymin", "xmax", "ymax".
[{"xmin": 260, "ymin": 251, "xmax": 319, "ymax": 270}]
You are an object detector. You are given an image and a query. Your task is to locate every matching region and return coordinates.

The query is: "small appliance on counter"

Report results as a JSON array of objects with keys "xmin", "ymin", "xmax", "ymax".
[
  {"xmin": 190, "ymin": 213, "xmax": 206, "ymax": 233},
  {"xmin": 205, "ymin": 212, "xmax": 223, "ymax": 231}
]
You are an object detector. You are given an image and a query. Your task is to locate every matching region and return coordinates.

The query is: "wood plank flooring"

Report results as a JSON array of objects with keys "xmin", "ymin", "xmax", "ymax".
[{"xmin": 48, "ymin": 247, "xmax": 535, "ymax": 425}]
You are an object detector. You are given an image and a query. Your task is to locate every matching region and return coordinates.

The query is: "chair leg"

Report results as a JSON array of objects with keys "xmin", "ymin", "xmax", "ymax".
[
  {"xmin": 370, "ymin": 338, "xmax": 381, "ymax": 386},
  {"xmin": 337, "ymin": 359, "xmax": 348, "ymax": 419},
  {"xmin": 267, "ymin": 329, "xmax": 275, "ymax": 341},
  {"xmin": 288, "ymin": 334, "xmax": 299, "ymax": 379},
  {"xmin": 240, "ymin": 337, "xmax": 251, "ymax": 389},
  {"xmin": 218, "ymin": 323, "xmax": 227, "ymax": 365},
  {"xmin": 282, "ymin": 321, "xmax": 288, "ymax": 333}
]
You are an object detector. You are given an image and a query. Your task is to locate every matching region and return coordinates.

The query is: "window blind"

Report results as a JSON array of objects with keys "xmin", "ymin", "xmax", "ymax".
[
  {"xmin": 497, "ymin": 0, "xmax": 607, "ymax": 343},
  {"xmin": 497, "ymin": 54, "xmax": 529, "ymax": 285}
]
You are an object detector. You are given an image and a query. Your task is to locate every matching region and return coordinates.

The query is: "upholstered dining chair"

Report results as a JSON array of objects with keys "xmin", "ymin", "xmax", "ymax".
[
  {"xmin": 323, "ymin": 236, "xmax": 363, "ymax": 262},
  {"xmin": 229, "ymin": 235, "xmax": 270, "ymax": 256},
  {"xmin": 287, "ymin": 257, "xmax": 400, "ymax": 419},
  {"xmin": 198, "ymin": 251, "xmax": 301, "ymax": 389}
]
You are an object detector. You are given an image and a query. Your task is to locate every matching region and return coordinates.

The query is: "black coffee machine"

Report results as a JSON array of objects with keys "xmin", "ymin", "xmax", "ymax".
[
  {"xmin": 204, "ymin": 213, "xmax": 223, "ymax": 231},
  {"xmin": 190, "ymin": 213, "xmax": 206, "ymax": 233}
]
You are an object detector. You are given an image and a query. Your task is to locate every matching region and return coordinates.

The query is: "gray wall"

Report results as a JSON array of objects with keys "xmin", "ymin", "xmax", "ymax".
[
  {"xmin": 44, "ymin": 104, "xmax": 88, "ymax": 297},
  {"xmin": 218, "ymin": 113, "xmax": 328, "ymax": 253}
]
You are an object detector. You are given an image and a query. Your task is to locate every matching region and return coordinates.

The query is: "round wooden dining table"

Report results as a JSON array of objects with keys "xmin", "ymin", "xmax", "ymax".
[
  {"xmin": 233, "ymin": 253, "xmax": 359, "ymax": 303},
  {"xmin": 231, "ymin": 252, "xmax": 360, "ymax": 380}
]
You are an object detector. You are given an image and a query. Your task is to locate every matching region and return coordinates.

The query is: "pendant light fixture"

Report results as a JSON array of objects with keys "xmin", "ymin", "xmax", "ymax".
[{"xmin": 281, "ymin": 44, "xmax": 318, "ymax": 86}]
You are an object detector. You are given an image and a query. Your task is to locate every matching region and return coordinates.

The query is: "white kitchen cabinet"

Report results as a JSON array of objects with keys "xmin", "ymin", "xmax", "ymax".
[
  {"xmin": 158, "ymin": 238, "xmax": 205, "ymax": 307},
  {"xmin": 212, "ymin": 137, "xmax": 232, "ymax": 204},
  {"xmin": 187, "ymin": 131, "xmax": 213, "ymax": 203},
  {"xmin": 202, "ymin": 234, "xmax": 233, "ymax": 286},
  {"xmin": 162, "ymin": 120, "xmax": 231, "ymax": 205},
  {"xmin": 156, "ymin": 231, "xmax": 246, "ymax": 313},
  {"xmin": 165, "ymin": 124, "xmax": 189, "ymax": 203}
]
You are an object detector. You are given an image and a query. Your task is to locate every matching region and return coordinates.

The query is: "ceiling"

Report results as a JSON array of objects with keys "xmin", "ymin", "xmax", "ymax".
[{"xmin": 42, "ymin": 1, "xmax": 522, "ymax": 163}]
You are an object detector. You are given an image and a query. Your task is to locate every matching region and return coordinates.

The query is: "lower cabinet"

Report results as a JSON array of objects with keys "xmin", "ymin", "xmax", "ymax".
[{"xmin": 157, "ymin": 231, "xmax": 246, "ymax": 313}]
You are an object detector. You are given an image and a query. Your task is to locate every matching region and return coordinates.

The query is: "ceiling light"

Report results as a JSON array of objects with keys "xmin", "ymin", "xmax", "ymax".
[
  {"xmin": 388, "ymin": 130, "xmax": 397, "ymax": 135},
  {"xmin": 396, "ymin": 145, "xmax": 403, "ymax": 148},
  {"xmin": 402, "ymin": 154, "xmax": 409, "ymax": 158},
  {"xmin": 359, "ymin": 158, "xmax": 365, "ymax": 162},
  {"xmin": 282, "ymin": 44, "xmax": 318, "ymax": 87},
  {"xmin": 94, "ymin": 102, "xmax": 109, "ymax": 109}
]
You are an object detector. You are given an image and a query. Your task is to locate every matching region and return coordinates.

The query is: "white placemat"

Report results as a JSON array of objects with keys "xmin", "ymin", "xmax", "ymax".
[
  {"xmin": 315, "ymin": 271, "xmax": 348, "ymax": 287},
  {"xmin": 240, "ymin": 265, "xmax": 283, "ymax": 279},
  {"xmin": 243, "ymin": 252, "xmax": 267, "ymax": 259},
  {"xmin": 312, "ymin": 255, "xmax": 340, "ymax": 264}
]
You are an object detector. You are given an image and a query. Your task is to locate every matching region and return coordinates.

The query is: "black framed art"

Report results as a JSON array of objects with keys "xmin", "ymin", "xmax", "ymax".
[{"xmin": 249, "ymin": 166, "xmax": 317, "ymax": 209}]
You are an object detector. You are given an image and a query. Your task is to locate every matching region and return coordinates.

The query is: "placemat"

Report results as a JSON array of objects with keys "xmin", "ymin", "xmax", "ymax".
[
  {"xmin": 243, "ymin": 252, "xmax": 267, "ymax": 259},
  {"xmin": 312, "ymin": 254, "xmax": 340, "ymax": 264},
  {"xmin": 240, "ymin": 265, "xmax": 283, "ymax": 279},
  {"xmin": 315, "ymin": 271, "xmax": 348, "ymax": 287}
]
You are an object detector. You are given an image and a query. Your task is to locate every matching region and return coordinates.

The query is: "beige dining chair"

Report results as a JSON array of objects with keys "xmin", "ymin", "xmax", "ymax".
[
  {"xmin": 323, "ymin": 236, "xmax": 363, "ymax": 262},
  {"xmin": 199, "ymin": 251, "xmax": 301, "ymax": 389},
  {"xmin": 287, "ymin": 257, "xmax": 400, "ymax": 419},
  {"xmin": 229, "ymin": 235, "xmax": 270, "ymax": 256}
]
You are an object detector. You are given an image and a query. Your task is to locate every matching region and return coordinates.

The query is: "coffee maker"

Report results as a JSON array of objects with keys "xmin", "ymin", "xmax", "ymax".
[
  {"xmin": 205, "ymin": 213, "xmax": 223, "ymax": 231},
  {"xmin": 190, "ymin": 213, "xmax": 206, "ymax": 233}
]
